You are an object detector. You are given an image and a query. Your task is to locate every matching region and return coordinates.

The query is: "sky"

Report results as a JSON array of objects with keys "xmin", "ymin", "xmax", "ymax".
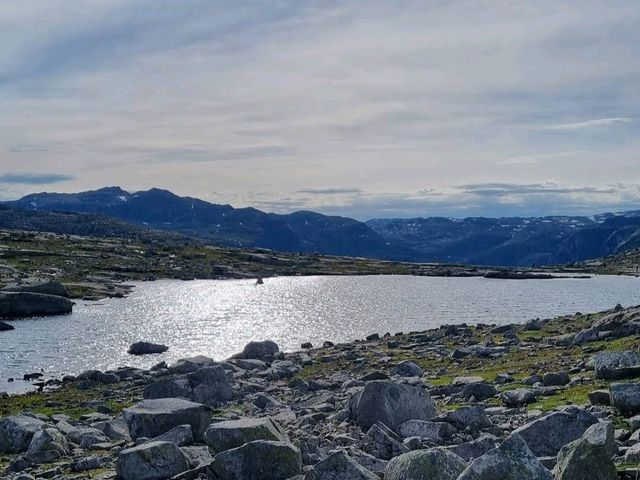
[{"xmin": 0, "ymin": 1, "xmax": 639, "ymax": 220}]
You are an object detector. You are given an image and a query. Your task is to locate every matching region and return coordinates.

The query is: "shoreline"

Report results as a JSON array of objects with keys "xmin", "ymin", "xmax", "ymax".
[{"xmin": 1, "ymin": 302, "xmax": 640, "ymax": 477}]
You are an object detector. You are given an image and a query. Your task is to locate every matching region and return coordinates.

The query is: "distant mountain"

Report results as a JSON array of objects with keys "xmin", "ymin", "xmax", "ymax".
[
  {"xmin": 6, "ymin": 187, "xmax": 405, "ymax": 259},
  {"xmin": 367, "ymin": 212, "xmax": 640, "ymax": 266},
  {"xmin": 6, "ymin": 187, "xmax": 640, "ymax": 266}
]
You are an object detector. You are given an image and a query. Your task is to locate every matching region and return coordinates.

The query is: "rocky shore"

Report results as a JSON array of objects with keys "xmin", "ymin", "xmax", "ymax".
[{"xmin": 1, "ymin": 304, "xmax": 640, "ymax": 479}]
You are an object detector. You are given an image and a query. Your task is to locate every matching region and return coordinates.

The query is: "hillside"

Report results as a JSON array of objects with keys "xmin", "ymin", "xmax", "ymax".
[{"xmin": 6, "ymin": 187, "xmax": 640, "ymax": 266}]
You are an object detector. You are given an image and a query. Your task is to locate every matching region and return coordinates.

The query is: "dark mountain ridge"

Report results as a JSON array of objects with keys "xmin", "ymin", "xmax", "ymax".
[{"xmin": 6, "ymin": 187, "xmax": 640, "ymax": 266}]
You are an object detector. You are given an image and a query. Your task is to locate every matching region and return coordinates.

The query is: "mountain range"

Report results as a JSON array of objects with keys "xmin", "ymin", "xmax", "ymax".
[{"xmin": 4, "ymin": 186, "xmax": 640, "ymax": 266}]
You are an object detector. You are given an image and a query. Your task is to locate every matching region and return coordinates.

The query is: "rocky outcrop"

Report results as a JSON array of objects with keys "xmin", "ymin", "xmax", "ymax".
[
  {"xmin": 233, "ymin": 340, "xmax": 280, "ymax": 361},
  {"xmin": 26, "ymin": 428, "xmax": 69, "ymax": 464},
  {"xmin": 211, "ymin": 440, "xmax": 302, "ymax": 480},
  {"xmin": 122, "ymin": 398, "xmax": 212, "ymax": 442},
  {"xmin": 1, "ymin": 279, "xmax": 68, "ymax": 298},
  {"xmin": 304, "ymin": 450, "xmax": 378, "ymax": 480},
  {"xmin": 553, "ymin": 422, "xmax": 617, "ymax": 480},
  {"xmin": 385, "ymin": 448, "xmax": 467, "ymax": 480},
  {"xmin": 144, "ymin": 365, "xmax": 233, "ymax": 406},
  {"xmin": 594, "ymin": 351, "xmax": 640, "ymax": 380},
  {"xmin": 117, "ymin": 441, "xmax": 189, "ymax": 480},
  {"xmin": 0, "ymin": 415, "xmax": 45, "ymax": 454},
  {"xmin": 348, "ymin": 380, "xmax": 436, "ymax": 432},
  {"xmin": 610, "ymin": 382, "xmax": 640, "ymax": 415},
  {"xmin": 512, "ymin": 408, "xmax": 597, "ymax": 456},
  {"xmin": 457, "ymin": 434, "xmax": 553, "ymax": 480},
  {"xmin": 204, "ymin": 417, "xmax": 288, "ymax": 454},
  {"xmin": 573, "ymin": 307, "xmax": 640, "ymax": 344},
  {"xmin": 0, "ymin": 292, "xmax": 73, "ymax": 319}
]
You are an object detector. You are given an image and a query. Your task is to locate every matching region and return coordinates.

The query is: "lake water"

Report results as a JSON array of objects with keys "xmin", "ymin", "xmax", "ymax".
[{"xmin": 2, "ymin": 274, "xmax": 640, "ymax": 393}]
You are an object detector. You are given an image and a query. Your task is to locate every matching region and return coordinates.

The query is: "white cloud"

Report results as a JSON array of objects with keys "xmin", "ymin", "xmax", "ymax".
[
  {"xmin": 0, "ymin": 1, "xmax": 639, "ymax": 217},
  {"xmin": 540, "ymin": 118, "xmax": 633, "ymax": 131}
]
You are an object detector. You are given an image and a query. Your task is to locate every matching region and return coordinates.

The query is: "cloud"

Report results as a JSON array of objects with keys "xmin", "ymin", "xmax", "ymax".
[
  {"xmin": 0, "ymin": 1, "xmax": 639, "ymax": 217},
  {"xmin": 297, "ymin": 187, "xmax": 362, "ymax": 195},
  {"xmin": 0, "ymin": 173, "xmax": 75, "ymax": 184},
  {"xmin": 503, "ymin": 150, "xmax": 586, "ymax": 165},
  {"xmin": 540, "ymin": 117, "xmax": 633, "ymax": 131}
]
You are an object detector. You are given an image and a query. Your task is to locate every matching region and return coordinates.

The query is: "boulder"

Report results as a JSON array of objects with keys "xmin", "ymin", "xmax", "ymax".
[
  {"xmin": 66, "ymin": 426, "xmax": 109, "ymax": 448},
  {"xmin": 204, "ymin": 417, "xmax": 288, "ymax": 454},
  {"xmin": 399, "ymin": 420, "xmax": 456, "ymax": 443},
  {"xmin": 127, "ymin": 341, "xmax": 169, "ymax": 355},
  {"xmin": 588, "ymin": 390, "xmax": 611, "ymax": 406},
  {"xmin": 610, "ymin": 382, "xmax": 640, "ymax": 415},
  {"xmin": 362, "ymin": 422, "xmax": 409, "ymax": 460},
  {"xmin": 149, "ymin": 424, "xmax": 193, "ymax": 447},
  {"xmin": 553, "ymin": 422, "xmax": 617, "ymax": 480},
  {"xmin": 393, "ymin": 361, "xmax": 424, "ymax": 377},
  {"xmin": 542, "ymin": 371, "xmax": 570, "ymax": 386},
  {"xmin": 167, "ymin": 355, "xmax": 216, "ymax": 374},
  {"xmin": 435, "ymin": 406, "xmax": 491, "ymax": 432},
  {"xmin": 594, "ymin": 351, "xmax": 640, "ymax": 380},
  {"xmin": 1, "ymin": 279, "xmax": 68, "ymax": 297},
  {"xmin": 117, "ymin": 441, "xmax": 189, "ymax": 480},
  {"xmin": 235, "ymin": 340, "xmax": 280, "ymax": 361},
  {"xmin": 444, "ymin": 434, "xmax": 498, "ymax": 461},
  {"xmin": 457, "ymin": 434, "xmax": 552, "ymax": 480},
  {"xmin": 0, "ymin": 415, "xmax": 45, "ymax": 454},
  {"xmin": 348, "ymin": 381, "xmax": 436, "ymax": 432},
  {"xmin": 0, "ymin": 321, "xmax": 14, "ymax": 331},
  {"xmin": 461, "ymin": 382, "xmax": 497, "ymax": 401},
  {"xmin": 573, "ymin": 307, "xmax": 640, "ymax": 345},
  {"xmin": 499, "ymin": 388, "xmax": 537, "ymax": 407},
  {"xmin": 25, "ymin": 428, "xmax": 69, "ymax": 464},
  {"xmin": 304, "ymin": 450, "xmax": 378, "ymax": 480},
  {"xmin": 122, "ymin": 398, "xmax": 212, "ymax": 442},
  {"xmin": 144, "ymin": 365, "xmax": 233, "ymax": 406},
  {"xmin": 212, "ymin": 440, "xmax": 302, "ymax": 480},
  {"xmin": 0, "ymin": 292, "xmax": 73, "ymax": 319},
  {"xmin": 512, "ymin": 408, "xmax": 597, "ymax": 456},
  {"xmin": 385, "ymin": 448, "xmax": 467, "ymax": 480}
]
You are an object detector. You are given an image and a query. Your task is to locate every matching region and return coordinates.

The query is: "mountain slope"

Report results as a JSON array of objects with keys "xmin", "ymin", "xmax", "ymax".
[
  {"xmin": 7, "ymin": 187, "xmax": 406, "ymax": 259},
  {"xmin": 8, "ymin": 187, "xmax": 640, "ymax": 266}
]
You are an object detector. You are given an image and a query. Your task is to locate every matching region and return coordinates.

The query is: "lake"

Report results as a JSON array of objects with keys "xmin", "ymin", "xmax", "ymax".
[{"xmin": 2, "ymin": 274, "xmax": 640, "ymax": 393}]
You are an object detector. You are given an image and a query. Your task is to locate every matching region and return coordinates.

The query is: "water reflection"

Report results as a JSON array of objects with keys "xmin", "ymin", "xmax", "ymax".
[{"xmin": 0, "ymin": 274, "xmax": 639, "ymax": 392}]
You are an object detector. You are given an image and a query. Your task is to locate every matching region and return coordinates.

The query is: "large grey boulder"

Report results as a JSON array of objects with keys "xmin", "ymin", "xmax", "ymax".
[
  {"xmin": 0, "ymin": 321, "xmax": 15, "ymax": 331},
  {"xmin": 234, "ymin": 340, "xmax": 280, "ymax": 361},
  {"xmin": 0, "ymin": 292, "xmax": 73, "ymax": 319},
  {"xmin": 512, "ymin": 408, "xmax": 597, "ymax": 456},
  {"xmin": 457, "ymin": 434, "xmax": 553, "ymax": 480},
  {"xmin": 204, "ymin": 417, "xmax": 288, "ymax": 454},
  {"xmin": 573, "ymin": 307, "xmax": 640, "ymax": 345},
  {"xmin": 212, "ymin": 440, "xmax": 302, "ymax": 480},
  {"xmin": 304, "ymin": 450, "xmax": 378, "ymax": 480},
  {"xmin": 610, "ymin": 382, "xmax": 640, "ymax": 415},
  {"xmin": 385, "ymin": 448, "xmax": 467, "ymax": 480},
  {"xmin": 122, "ymin": 398, "xmax": 211, "ymax": 442},
  {"xmin": 26, "ymin": 428, "xmax": 69, "ymax": 464},
  {"xmin": 149, "ymin": 424, "xmax": 193, "ymax": 447},
  {"xmin": 144, "ymin": 365, "xmax": 233, "ymax": 406},
  {"xmin": 2, "ymin": 279, "xmax": 68, "ymax": 297},
  {"xmin": 553, "ymin": 422, "xmax": 617, "ymax": 480},
  {"xmin": 0, "ymin": 415, "xmax": 45, "ymax": 454},
  {"xmin": 348, "ymin": 381, "xmax": 436, "ymax": 432},
  {"xmin": 66, "ymin": 425, "xmax": 109, "ymax": 448},
  {"xmin": 117, "ymin": 440, "xmax": 189, "ymax": 480},
  {"xmin": 594, "ymin": 351, "xmax": 640, "ymax": 380}
]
